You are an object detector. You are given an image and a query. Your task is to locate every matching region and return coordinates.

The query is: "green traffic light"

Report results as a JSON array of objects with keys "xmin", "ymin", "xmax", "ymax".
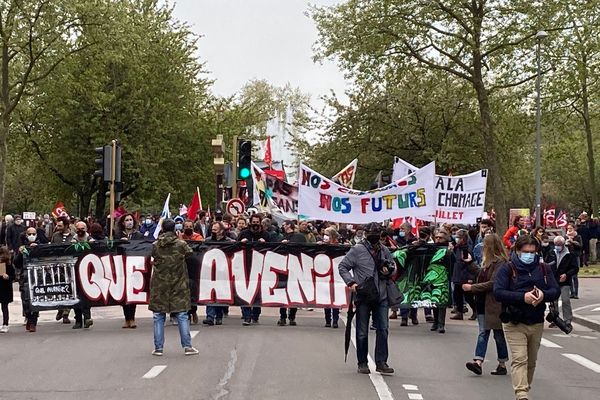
[{"xmin": 239, "ymin": 167, "xmax": 251, "ymax": 179}]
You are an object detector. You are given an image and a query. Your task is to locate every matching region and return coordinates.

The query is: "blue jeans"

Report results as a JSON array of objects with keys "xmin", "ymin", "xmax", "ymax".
[
  {"xmin": 206, "ymin": 306, "xmax": 224, "ymax": 321},
  {"xmin": 241, "ymin": 306, "xmax": 261, "ymax": 321},
  {"xmin": 153, "ymin": 311, "xmax": 192, "ymax": 350},
  {"xmin": 324, "ymin": 308, "xmax": 339, "ymax": 323},
  {"xmin": 356, "ymin": 300, "xmax": 389, "ymax": 365},
  {"xmin": 474, "ymin": 314, "xmax": 509, "ymax": 362}
]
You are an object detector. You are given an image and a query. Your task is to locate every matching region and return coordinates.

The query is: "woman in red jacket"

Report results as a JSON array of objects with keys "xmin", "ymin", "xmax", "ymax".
[{"xmin": 502, "ymin": 216, "xmax": 527, "ymax": 249}]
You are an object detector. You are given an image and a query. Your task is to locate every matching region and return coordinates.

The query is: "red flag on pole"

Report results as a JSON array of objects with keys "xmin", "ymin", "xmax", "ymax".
[
  {"xmin": 187, "ymin": 187, "xmax": 202, "ymax": 221},
  {"xmin": 264, "ymin": 136, "xmax": 272, "ymax": 168},
  {"xmin": 52, "ymin": 201, "xmax": 68, "ymax": 219}
]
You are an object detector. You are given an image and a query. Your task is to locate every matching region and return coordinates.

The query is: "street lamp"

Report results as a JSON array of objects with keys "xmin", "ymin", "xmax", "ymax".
[{"xmin": 534, "ymin": 30, "xmax": 548, "ymax": 227}]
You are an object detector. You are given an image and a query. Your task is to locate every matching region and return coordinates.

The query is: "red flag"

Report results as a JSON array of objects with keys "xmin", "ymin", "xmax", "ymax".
[
  {"xmin": 187, "ymin": 187, "xmax": 202, "ymax": 221},
  {"xmin": 264, "ymin": 136, "xmax": 272, "ymax": 168},
  {"xmin": 52, "ymin": 201, "xmax": 69, "ymax": 219}
]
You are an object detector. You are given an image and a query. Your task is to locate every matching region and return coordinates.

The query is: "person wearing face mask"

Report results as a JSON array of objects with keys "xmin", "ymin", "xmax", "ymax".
[
  {"xmin": 539, "ymin": 234, "xmax": 554, "ymax": 263},
  {"xmin": 71, "ymin": 221, "xmax": 94, "ymax": 329},
  {"xmin": 118, "ymin": 214, "xmax": 144, "ymax": 241},
  {"xmin": 494, "ymin": 235, "xmax": 560, "ymax": 400},
  {"xmin": 277, "ymin": 220, "xmax": 307, "ymax": 327},
  {"xmin": 548, "ymin": 236, "xmax": 578, "ymax": 329},
  {"xmin": 180, "ymin": 220, "xmax": 203, "ymax": 241},
  {"xmin": 203, "ymin": 222, "xmax": 234, "ymax": 326},
  {"xmin": 351, "ymin": 228, "xmax": 365, "ymax": 245},
  {"xmin": 395, "ymin": 222, "xmax": 416, "ymax": 246},
  {"xmin": 15, "ymin": 230, "xmax": 43, "ymax": 332},
  {"xmin": 450, "ymin": 229, "xmax": 479, "ymax": 321},
  {"xmin": 176, "ymin": 219, "xmax": 203, "ymax": 325},
  {"xmin": 140, "ymin": 215, "xmax": 158, "ymax": 237},
  {"xmin": 238, "ymin": 214, "xmax": 270, "ymax": 325},
  {"xmin": 339, "ymin": 222, "xmax": 396, "ymax": 375},
  {"xmin": 321, "ymin": 227, "xmax": 342, "ymax": 328},
  {"xmin": 431, "ymin": 229, "xmax": 453, "ymax": 333},
  {"xmin": 6, "ymin": 214, "xmax": 26, "ymax": 252}
]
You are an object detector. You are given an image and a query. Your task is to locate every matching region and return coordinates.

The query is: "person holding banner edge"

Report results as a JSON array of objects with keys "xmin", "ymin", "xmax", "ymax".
[{"xmin": 339, "ymin": 222, "xmax": 396, "ymax": 375}]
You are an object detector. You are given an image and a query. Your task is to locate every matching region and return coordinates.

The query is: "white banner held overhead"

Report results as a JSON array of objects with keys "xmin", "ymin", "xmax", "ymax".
[
  {"xmin": 251, "ymin": 162, "xmax": 298, "ymax": 220},
  {"xmin": 393, "ymin": 157, "xmax": 488, "ymax": 224},
  {"xmin": 392, "ymin": 157, "xmax": 418, "ymax": 182},
  {"xmin": 332, "ymin": 159, "xmax": 358, "ymax": 188},
  {"xmin": 298, "ymin": 162, "xmax": 436, "ymax": 224}
]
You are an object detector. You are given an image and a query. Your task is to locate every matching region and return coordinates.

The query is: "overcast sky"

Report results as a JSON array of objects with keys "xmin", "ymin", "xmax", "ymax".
[{"xmin": 171, "ymin": 0, "xmax": 349, "ymax": 106}]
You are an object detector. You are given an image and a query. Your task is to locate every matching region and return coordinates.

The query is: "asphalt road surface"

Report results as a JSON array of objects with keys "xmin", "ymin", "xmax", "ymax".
[{"xmin": 1, "ymin": 303, "xmax": 599, "ymax": 400}]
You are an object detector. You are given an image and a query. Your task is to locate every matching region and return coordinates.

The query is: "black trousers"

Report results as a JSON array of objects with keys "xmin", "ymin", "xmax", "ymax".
[
  {"xmin": 122, "ymin": 304, "xmax": 137, "ymax": 321},
  {"xmin": 453, "ymin": 284, "xmax": 475, "ymax": 313},
  {"xmin": 279, "ymin": 307, "xmax": 297, "ymax": 320},
  {"xmin": 74, "ymin": 307, "xmax": 91, "ymax": 323},
  {"xmin": 1, "ymin": 302, "xmax": 8, "ymax": 325}
]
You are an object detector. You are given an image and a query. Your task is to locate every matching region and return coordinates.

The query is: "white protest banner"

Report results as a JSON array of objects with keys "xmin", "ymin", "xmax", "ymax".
[
  {"xmin": 392, "ymin": 157, "xmax": 418, "ymax": 182},
  {"xmin": 298, "ymin": 162, "xmax": 436, "ymax": 224},
  {"xmin": 251, "ymin": 162, "xmax": 298, "ymax": 220},
  {"xmin": 393, "ymin": 157, "xmax": 488, "ymax": 224},
  {"xmin": 332, "ymin": 159, "xmax": 358, "ymax": 188}
]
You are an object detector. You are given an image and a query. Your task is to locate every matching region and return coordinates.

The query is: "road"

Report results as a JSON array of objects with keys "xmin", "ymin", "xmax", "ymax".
[{"xmin": 1, "ymin": 295, "xmax": 599, "ymax": 400}]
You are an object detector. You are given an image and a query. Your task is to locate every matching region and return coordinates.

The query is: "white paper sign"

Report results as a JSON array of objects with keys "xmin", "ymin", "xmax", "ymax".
[{"xmin": 298, "ymin": 162, "xmax": 436, "ymax": 224}]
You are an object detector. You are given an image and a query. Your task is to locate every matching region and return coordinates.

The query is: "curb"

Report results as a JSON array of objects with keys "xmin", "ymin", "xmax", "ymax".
[{"xmin": 572, "ymin": 314, "xmax": 600, "ymax": 331}]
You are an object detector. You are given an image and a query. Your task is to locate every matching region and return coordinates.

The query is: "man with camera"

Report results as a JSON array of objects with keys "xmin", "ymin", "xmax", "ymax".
[
  {"xmin": 547, "ymin": 236, "xmax": 579, "ymax": 329},
  {"xmin": 339, "ymin": 222, "xmax": 396, "ymax": 375},
  {"xmin": 494, "ymin": 235, "xmax": 560, "ymax": 400}
]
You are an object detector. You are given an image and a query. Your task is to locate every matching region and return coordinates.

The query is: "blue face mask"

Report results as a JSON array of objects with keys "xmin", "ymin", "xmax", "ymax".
[
  {"xmin": 519, "ymin": 252, "xmax": 535, "ymax": 264},
  {"xmin": 175, "ymin": 223, "xmax": 183, "ymax": 231},
  {"xmin": 399, "ymin": 231, "xmax": 406, "ymax": 238}
]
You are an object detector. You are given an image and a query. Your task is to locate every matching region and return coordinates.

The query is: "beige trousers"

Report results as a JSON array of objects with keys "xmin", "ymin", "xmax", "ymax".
[{"xmin": 503, "ymin": 322, "xmax": 544, "ymax": 400}]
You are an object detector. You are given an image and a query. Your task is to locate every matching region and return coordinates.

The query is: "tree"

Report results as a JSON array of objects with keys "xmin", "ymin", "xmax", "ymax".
[
  {"xmin": 311, "ymin": 0, "xmax": 560, "ymax": 233},
  {"xmin": 0, "ymin": 0, "xmax": 104, "ymax": 214}
]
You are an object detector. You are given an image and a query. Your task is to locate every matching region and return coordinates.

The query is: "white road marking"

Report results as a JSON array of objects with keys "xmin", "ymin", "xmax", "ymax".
[
  {"xmin": 214, "ymin": 348, "xmax": 238, "ymax": 400},
  {"xmin": 340, "ymin": 316, "xmax": 395, "ymax": 400},
  {"xmin": 562, "ymin": 354, "xmax": 600, "ymax": 373},
  {"xmin": 142, "ymin": 365, "xmax": 167, "ymax": 379},
  {"xmin": 573, "ymin": 303, "xmax": 600, "ymax": 312},
  {"xmin": 540, "ymin": 338, "xmax": 563, "ymax": 348},
  {"xmin": 191, "ymin": 330, "xmax": 199, "ymax": 339},
  {"xmin": 408, "ymin": 394, "xmax": 423, "ymax": 400},
  {"xmin": 592, "ymin": 307, "xmax": 600, "ymax": 312},
  {"xmin": 403, "ymin": 385, "xmax": 419, "ymax": 391},
  {"xmin": 552, "ymin": 333, "xmax": 598, "ymax": 340}
]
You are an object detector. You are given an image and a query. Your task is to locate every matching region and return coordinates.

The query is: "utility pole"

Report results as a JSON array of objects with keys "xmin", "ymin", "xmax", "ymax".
[
  {"xmin": 534, "ymin": 30, "xmax": 548, "ymax": 227},
  {"xmin": 232, "ymin": 134, "xmax": 238, "ymax": 199},
  {"xmin": 212, "ymin": 135, "xmax": 225, "ymax": 210}
]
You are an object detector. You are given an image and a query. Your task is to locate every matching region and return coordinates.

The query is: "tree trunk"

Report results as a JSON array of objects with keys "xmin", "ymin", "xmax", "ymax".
[
  {"xmin": 581, "ymin": 77, "xmax": 597, "ymax": 215},
  {"xmin": 95, "ymin": 182, "xmax": 107, "ymax": 220},
  {"xmin": 0, "ymin": 119, "xmax": 7, "ymax": 216},
  {"xmin": 79, "ymin": 192, "xmax": 92, "ymax": 218}
]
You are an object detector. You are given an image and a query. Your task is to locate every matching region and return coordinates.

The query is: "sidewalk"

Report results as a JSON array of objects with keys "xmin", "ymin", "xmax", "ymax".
[{"xmin": 572, "ymin": 277, "xmax": 600, "ymax": 332}]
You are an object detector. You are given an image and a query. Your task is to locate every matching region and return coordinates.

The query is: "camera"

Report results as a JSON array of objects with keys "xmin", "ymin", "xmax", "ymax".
[
  {"xmin": 546, "ymin": 304, "xmax": 573, "ymax": 334},
  {"xmin": 500, "ymin": 305, "xmax": 524, "ymax": 324}
]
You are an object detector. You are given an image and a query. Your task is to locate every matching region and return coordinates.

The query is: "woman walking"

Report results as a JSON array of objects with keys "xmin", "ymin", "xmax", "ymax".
[
  {"xmin": 463, "ymin": 234, "xmax": 509, "ymax": 375},
  {"xmin": 0, "ymin": 246, "xmax": 15, "ymax": 333}
]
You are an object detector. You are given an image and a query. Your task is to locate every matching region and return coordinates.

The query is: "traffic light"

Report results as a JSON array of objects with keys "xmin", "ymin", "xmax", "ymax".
[
  {"xmin": 238, "ymin": 139, "xmax": 252, "ymax": 180},
  {"xmin": 94, "ymin": 143, "xmax": 122, "ymax": 183}
]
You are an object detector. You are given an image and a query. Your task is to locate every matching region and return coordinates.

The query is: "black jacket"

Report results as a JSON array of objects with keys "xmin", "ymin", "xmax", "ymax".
[
  {"xmin": 548, "ymin": 249, "xmax": 579, "ymax": 287},
  {"xmin": 6, "ymin": 223, "xmax": 25, "ymax": 251},
  {"xmin": 238, "ymin": 228, "xmax": 270, "ymax": 243},
  {"xmin": 0, "ymin": 262, "xmax": 16, "ymax": 303}
]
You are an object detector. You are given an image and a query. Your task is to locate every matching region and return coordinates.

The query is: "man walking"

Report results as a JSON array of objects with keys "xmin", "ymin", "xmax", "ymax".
[
  {"xmin": 149, "ymin": 219, "xmax": 198, "ymax": 356},
  {"xmin": 339, "ymin": 222, "xmax": 395, "ymax": 375}
]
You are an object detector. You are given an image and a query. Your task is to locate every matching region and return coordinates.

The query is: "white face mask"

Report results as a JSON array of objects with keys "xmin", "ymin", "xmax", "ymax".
[
  {"xmin": 27, "ymin": 234, "xmax": 37, "ymax": 243},
  {"xmin": 323, "ymin": 234, "xmax": 330, "ymax": 243}
]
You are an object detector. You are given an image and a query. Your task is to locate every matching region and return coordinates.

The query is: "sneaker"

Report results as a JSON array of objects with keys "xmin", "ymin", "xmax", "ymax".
[
  {"xmin": 325, "ymin": 322, "xmax": 331, "ymax": 328},
  {"xmin": 84, "ymin": 319, "xmax": 94, "ymax": 329},
  {"xmin": 215, "ymin": 319, "xmax": 223, "ymax": 326},
  {"xmin": 55, "ymin": 311, "xmax": 63, "ymax": 321},
  {"xmin": 72, "ymin": 322, "xmax": 82, "ymax": 329},
  {"xmin": 376, "ymin": 363, "xmax": 394, "ymax": 374},
  {"xmin": 202, "ymin": 318, "xmax": 215, "ymax": 326},
  {"xmin": 277, "ymin": 319, "xmax": 287, "ymax": 326},
  {"xmin": 332, "ymin": 322, "xmax": 339, "ymax": 329},
  {"xmin": 357, "ymin": 363, "xmax": 370, "ymax": 374},
  {"xmin": 184, "ymin": 347, "xmax": 199, "ymax": 356},
  {"xmin": 152, "ymin": 349, "xmax": 163, "ymax": 356},
  {"xmin": 251, "ymin": 319, "xmax": 259, "ymax": 325},
  {"xmin": 242, "ymin": 319, "xmax": 251, "ymax": 326},
  {"xmin": 466, "ymin": 361, "xmax": 483, "ymax": 376},
  {"xmin": 463, "ymin": 306, "xmax": 469, "ymax": 313},
  {"xmin": 289, "ymin": 320, "xmax": 297, "ymax": 326},
  {"xmin": 0, "ymin": 325, "xmax": 8, "ymax": 333}
]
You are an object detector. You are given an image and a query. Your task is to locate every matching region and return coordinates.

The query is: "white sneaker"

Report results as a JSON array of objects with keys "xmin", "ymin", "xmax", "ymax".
[
  {"xmin": 0, "ymin": 325, "xmax": 8, "ymax": 333},
  {"xmin": 184, "ymin": 347, "xmax": 199, "ymax": 355}
]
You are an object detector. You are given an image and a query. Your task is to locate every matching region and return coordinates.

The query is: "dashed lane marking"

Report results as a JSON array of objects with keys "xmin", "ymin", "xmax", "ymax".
[
  {"xmin": 403, "ymin": 385, "xmax": 419, "ymax": 391},
  {"xmin": 562, "ymin": 354, "xmax": 600, "ymax": 373},
  {"xmin": 142, "ymin": 365, "xmax": 167, "ymax": 379},
  {"xmin": 191, "ymin": 330, "xmax": 199, "ymax": 339},
  {"xmin": 540, "ymin": 338, "xmax": 563, "ymax": 348},
  {"xmin": 407, "ymin": 394, "xmax": 424, "ymax": 400}
]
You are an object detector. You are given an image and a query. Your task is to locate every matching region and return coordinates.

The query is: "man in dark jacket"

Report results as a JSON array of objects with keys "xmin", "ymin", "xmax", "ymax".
[
  {"xmin": 149, "ymin": 219, "xmax": 198, "ymax": 356},
  {"xmin": 203, "ymin": 221, "xmax": 234, "ymax": 326},
  {"xmin": 549, "ymin": 236, "xmax": 578, "ymax": 326},
  {"xmin": 6, "ymin": 215, "xmax": 26, "ymax": 252},
  {"xmin": 277, "ymin": 220, "xmax": 307, "ymax": 326},
  {"xmin": 450, "ymin": 229, "xmax": 478, "ymax": 321},
  {"xmin": 339, "ymin": 222, "xmax": 395, "ymax": 375},
  {"xmin": 494, "ymin": 235, "xmax": 560, "ymax": 400}
]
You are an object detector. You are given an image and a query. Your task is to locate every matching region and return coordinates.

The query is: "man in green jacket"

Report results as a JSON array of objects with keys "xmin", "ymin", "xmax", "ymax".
[{"xmin": 149, "ymin": 219, "xmax": 198, "ymax": 356}]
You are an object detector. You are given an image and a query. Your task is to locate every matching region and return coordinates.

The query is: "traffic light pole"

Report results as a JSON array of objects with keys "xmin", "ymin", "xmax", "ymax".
[
  {"xmin": 232, "ymin": 135, "xmax": 238, "ymax": 199},
  {"xmin": 109, "ymin": 140, "xmax": 117, "ymax": 241}
]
